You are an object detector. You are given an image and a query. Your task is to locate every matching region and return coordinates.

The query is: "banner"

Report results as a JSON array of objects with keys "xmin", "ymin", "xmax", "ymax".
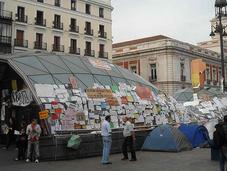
[
  {"xmin": 191, "ymin": 59, "xmax": 206, "ymax": 88},
  {"xmin": 11, "ymin": 89, "xmax": 33, "ymax": 107},
  {"xmin": 86, "ymin": 88, "xmax": 113, "ymax": 99}
]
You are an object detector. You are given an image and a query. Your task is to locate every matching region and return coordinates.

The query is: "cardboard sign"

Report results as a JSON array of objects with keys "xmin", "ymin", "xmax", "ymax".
[
  {"xmin": 39, "ymin": 110, "xmax": 49, "ymax": 120},
  {"xmin": 11, "ymin": 89, "xmax": 33, "ymax": 107},
  {"xmin": 86, "ymin": 88, "xmax": 113, "ymax": 99},
  {"xmin": 106, "ymin": 97, "xmax": 119, "ymax": 106}
]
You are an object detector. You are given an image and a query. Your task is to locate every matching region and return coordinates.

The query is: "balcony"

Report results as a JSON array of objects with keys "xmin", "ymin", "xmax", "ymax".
[
  {"xmin": 34, "ymin": 41, "xmax": 47, "ymax": 50},
  {"xmin": 84, "ymin": 49, "xmax": 95, "ymax": 57},
  {"xmin": 213, "ymin": 80, "xmax": 217, "ymax": 86},
  {"xmin": 35, "ymin": 18, "xmax": 46, "ymax": 27},
  {"xmin": 181, "ymin": 75, "xmax": 186, "ymax": 82},
  {"xmin": 37, "ymin": 0, "xmax": 44, "ymax": 2},
  {"xmin": 55, "ymin": 2, "xmax": 60, "ymax": 7},
  {"xmin": 98, "ymin": 31, "xmax": 107, "ymax": 39},
  {"xmin": 149, "ymin": 76, "xmax": 157, "ymax": 82},
  {"xmin": 0, "ymin": 36, "xmax": 11, "ymax": 45},
  {"xmin": 99, "ymin": 51, "xmax": 108, "ymax": 58},
  {"xmin": 0, "ymin": 10, "xmax": 12, "ymax": 20},
  {"xmin": 206, "ymin": 79, "xmax": 211, "ymax": 85},
  {"xmin": 84, "ymin": 28, "xmax": 93, "ymax": 36},
  {"xmin": 14, "ymin": 39, "xmax": 28, "ymax": 48},
  {"xmin": 69, "ymin": 47, "xmax": 80, "ymax": 55},
  {"xmin": 52, "ymin": 44, "xmax": 64, "ymax": 52},
  {"xmin": 15, "ymin": 14, "xmax": 28, "ymax": 23},
  {"xmin": 69, "ymin": 25, "xmax": 79, "ymax": 33},
  {"xmin": 53, "ymin": 21, "xmax": 63, "ymax": 30}
]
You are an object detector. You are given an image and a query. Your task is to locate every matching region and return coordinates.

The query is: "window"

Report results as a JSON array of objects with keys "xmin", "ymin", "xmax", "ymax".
[
  {"xmin": 213, "ymin": 67, "xmax": 217, "ymax": 81},
  {"xmin": 55, "ymin": 0, "xmax": 60, "ymax": 7},
  {"xmin": 130, "ymin": 66, "xmax": 137, "ymax": 74},
  {"xmin": 99, "ymin": 44, "xmax": 107, "ymax": 58},
  {"xmin": 16, "ymin": 6, "xmax": 27, "ymax": 23},
  {"xmin": 70, "ymin": 39, "xmax": 79, "ymax": 54},
  {"xmin": 86, "ymin": 4, "xmax": 90, "ymax": 14},
  {"xmin": 37, "ymin": 0, "xmax": 43, "ymax": 2},
  {"xmin": 99, "ymin": 8, "xmax": 104, "ymax": 18},
  {"xmin": 36, "ymin": 11, "xmax": 45, "ymax": 26},
  {"xmin": 15, "ymin": 30, "xmax": 27, "ymax": 47},
  {"xmin": 99, "ymin": 25, "xmax": 106, "ymax": 38},
  {"xmin": 85, "ymin": 41, "xmax": 93, "ymax": 56},
  {"xmin": 53, "ymin": 14, "xmax": 62, "ymax": 29},
  {"xmin": 71, "ymin": 0, "xmax": 76, "ymax": 10},
  {"xmin": 35, "ymin": 33, "xmax": 43, "ymax": 49},
  {"xmin": 85, "ymin": 22, "xmax": 93, "ymax": 35},
  {"xmin": 70, "ymin": 18, "xmax": 78, "ymax": 32},
  {"xmin": 150, "ymin": 64, "xmax": 157, "ymax": 81},
  {"xmin": 180, "ymin": 63, "xmax": 185, "ymax": 81}
]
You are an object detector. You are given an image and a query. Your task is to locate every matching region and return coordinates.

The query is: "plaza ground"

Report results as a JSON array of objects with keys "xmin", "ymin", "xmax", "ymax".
[{"xmin": 0, "ymin": 146, "xmax": 219, "ymax": 171}]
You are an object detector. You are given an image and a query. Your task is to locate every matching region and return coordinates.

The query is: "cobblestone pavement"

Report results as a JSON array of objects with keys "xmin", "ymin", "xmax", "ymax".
[{"xmin": 0, "ymin": 146, "xmax": 219, "ymax": 171}]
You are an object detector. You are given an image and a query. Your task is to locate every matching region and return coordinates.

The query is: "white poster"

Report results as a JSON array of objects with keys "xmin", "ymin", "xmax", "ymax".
[{"xmin": 11, "ymin": 89, "xmax": 33, "ymax": 107}]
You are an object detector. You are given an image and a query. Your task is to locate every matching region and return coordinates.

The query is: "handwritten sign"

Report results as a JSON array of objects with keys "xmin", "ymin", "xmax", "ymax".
[
  {"xmin": 106, "ymin": 97, "xmax": 119, "ymax": 106},
  {"xmin": 39, "ymin": 110, "xmax": 49, "ymax": 120},
  {"xmin": 86, "ymin": 89, "xmax": 113, "ymax": 99},
  {"xmin": 11, "ymin": 89, "xmax": 33, "ymax": 107}
]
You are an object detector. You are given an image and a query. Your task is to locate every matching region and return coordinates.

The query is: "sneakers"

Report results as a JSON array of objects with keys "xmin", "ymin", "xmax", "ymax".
[
  {"xmin": 25, "ymin": 158, "xmax": 30, "ymax": 163},
  {"xmin": 35, "ymin": 159, "xmax": 39, "ymax": 163}
]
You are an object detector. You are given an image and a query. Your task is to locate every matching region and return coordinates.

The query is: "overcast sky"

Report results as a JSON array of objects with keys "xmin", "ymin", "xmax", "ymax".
[{"xmin": 112, "ymin": 0, "xmax": 214, "ymax": 45}]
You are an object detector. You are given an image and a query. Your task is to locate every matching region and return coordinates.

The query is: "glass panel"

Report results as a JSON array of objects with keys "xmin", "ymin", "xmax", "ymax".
[
  {"xmin": 94, "ymin": 75, "xmax": 113, "ymax": 86},
  {"xmin": 106, "ymin": 64, "xmax": 125, "ymax": 78},
  {"xmin": 76, "ymin": 74, "xmax": 95, "ymax": 88},
  {"xmin": 28, "ymin": 75, "xmax": 55, "ymax": 84},
  {"xmin": 111, "ymin": 77, "xmax": 129, "ymax": 85},
  {"xmin": 39, "ymin": 59, "xmax": 70, "ymax": 74},
  {"xmin": 13, "ymin": 56, "xmax": 48, "ymax": 72},
  {"xmin": 61, "ymin": 56, "xmax": 90, "ymax": 74},
  {"xmin": 116, "ymin": 66, "xmax": 140, "ymax": 82},
  {"xmin": 52, "ymin": 74, "xmax": 71, "ymax": 84},
  {"xmin": 82, "ymin": 58, "xmax": 108, "ymax": 75},
  {"xmin": 14, "ymin": 61, "xmax": 47, "ymax": 75}
]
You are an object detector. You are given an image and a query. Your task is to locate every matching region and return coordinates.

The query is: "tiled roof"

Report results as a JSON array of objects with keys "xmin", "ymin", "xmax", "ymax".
[{"xmin": 113, "ymin": 35, "xmax": 169, "ymax": 48}]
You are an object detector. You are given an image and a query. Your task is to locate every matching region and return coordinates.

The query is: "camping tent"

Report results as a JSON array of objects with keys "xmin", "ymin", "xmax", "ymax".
[
  {"xmin": 142, "ymin": 125, "xmax": 192, "ymax": 152},
  {"xmin": 178, "ymin": 124, "xmax": 209, "ymax": 148}
]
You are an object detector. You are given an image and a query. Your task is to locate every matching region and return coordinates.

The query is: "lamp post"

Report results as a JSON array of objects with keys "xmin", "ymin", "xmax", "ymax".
[{"xmin": 210, "ymin": 0, "xmax": 227, "ymax": 92}]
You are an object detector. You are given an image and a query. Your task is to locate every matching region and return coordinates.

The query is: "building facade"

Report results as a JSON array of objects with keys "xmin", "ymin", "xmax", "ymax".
[
  {"xmin": 113, "ymin": 35, "xmax": 224, "ymax": 96},
  {"xmin": 0, "ymin": 0, "xmax": 112, "ymax": 59}
]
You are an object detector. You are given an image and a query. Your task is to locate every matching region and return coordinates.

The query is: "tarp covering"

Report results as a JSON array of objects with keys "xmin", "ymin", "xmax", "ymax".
[
  {"xmin": 178, "ymin": 124, "xmax": 209, "ymax": 148},
  {"xmin": 142, "ymin": 125, "xmax": 192, "ymax": 152}
]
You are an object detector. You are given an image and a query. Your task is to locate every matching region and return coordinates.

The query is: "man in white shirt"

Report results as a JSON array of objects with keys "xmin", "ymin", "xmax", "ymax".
[
  {"xmin": 101, "ymin": 115, "xmax": 112, "ymax": 164},
  {"xmin": 121, "ymin": 116, "xmax": 137, "ymax": 161}
]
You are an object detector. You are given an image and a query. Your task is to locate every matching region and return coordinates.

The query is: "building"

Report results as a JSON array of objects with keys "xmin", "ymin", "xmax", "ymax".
[
  {"xmin": 0, "ymin": 0, "xmax": 112, "ymax": 59},
  {"xmin": 113, "ymin": 35, "xmax": 224, "ymax": 96}
]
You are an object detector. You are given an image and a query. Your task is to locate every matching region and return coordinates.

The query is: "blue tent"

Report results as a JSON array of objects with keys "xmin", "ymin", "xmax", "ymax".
[
  {"xmin": 142, "ymin": 125, "xmax": 192, "ymax": 152},
  {"xmin": 178, "ymin": 124, "xmax": 209, "ymax": 148}
]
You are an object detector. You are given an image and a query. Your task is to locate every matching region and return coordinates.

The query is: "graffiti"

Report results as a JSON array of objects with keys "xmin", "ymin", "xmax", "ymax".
[{"xmin": 11, "ymin": 89, "xmax": 33, "ymax": 107}]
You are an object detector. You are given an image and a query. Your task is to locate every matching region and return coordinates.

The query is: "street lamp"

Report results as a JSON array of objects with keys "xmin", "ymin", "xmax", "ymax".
[{"xmin": 210, "ymin": 0, "xmax": 227, "ymax": 92}]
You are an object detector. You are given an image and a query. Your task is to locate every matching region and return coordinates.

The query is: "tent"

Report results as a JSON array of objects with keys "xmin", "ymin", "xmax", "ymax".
[
  {"xmin": 178, "ymin": 124, "xmax": 210, "ymax": 148},
  {"xmin": 141, "ymin": 125, "xmax": 192, "ymax": 152}
]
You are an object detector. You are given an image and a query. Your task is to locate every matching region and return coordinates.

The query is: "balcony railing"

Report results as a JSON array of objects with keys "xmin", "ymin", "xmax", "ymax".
[
  {"xmin": 55, "ymin": 1, "xmax": 60, "ymax": 7},
  {"xmin": 53, "ymin": 21, "xmax": 63, "ymax": 30},
  {"xmin": 69, "ymin": 47, "xmax": 80, "ymax": 55},
  {"xmin": 69, "ymin": 25, "xmax": 79, "ymax": 33},
  {"xmin": 181, "ymin": 75, "xmax": 186, "ymax": 82},
  {"xmin": 52, "ymin": 44, "xmax": 64, "ymax": 52},
  {"xmin": 206, "ymin": 79, "xmax": 211, "ymax": 85},
  {"xmin": 84, "ymin": 28, "xmax": 93, "ymax": 36},
  {"xmin": 34, "ymin": 41, "xmax": 47, "ymax": 50},
  {"xmin": 213, "ymin": 80, "xmax": 217, "ymax": 86},
  {"xmin": 37, "ymin": 0, "xmax": 44, "ymax": 2},
  {"xmin": 35, "ymin": 18, "xmax": 46, "ymax": 27},
  {"xmin": 149, "ymin": 76, "xmax": 157, "ymax": 82},
  {"xmin": 0, "ymin": 36, "xmax": 11, "ymax": 44},
  {"xmin": 84, "ymin": 49, "xmax": 95, "ymax": 57},
  {"xmin": 15, "ymin": 14, "xmax": 28, "ymax": 23},
  {"xmin": 14, "ymin": 39, "xmax": 28, "ymax": 48},
  {"xmin": 0, "ymin": 10, "xmax": 12, "ymax": 20},
  {"xmin": 99, "ymin": 51, "xmax": 108, "ymax": 58},
  {"xmin": 98, "ymin": 31, "xmax": 107, "ymax": 39}
]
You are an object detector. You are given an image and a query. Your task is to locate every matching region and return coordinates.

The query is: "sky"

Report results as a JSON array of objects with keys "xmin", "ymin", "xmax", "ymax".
[{"xmin": 112, "ymin": 0, "xmax": 214, "ymax": 45}]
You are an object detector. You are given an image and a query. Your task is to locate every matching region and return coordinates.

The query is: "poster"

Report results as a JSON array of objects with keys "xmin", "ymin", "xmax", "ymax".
[
  {"xmin": 11, "ymin": 89, "xmax": 33, "ymax": 107},
  {"xmin": 88, "ymin": 58, "xmax": 111, "ymax": 70},
  {"xmin": 39, "ymin": 110, "xmax": 49, "ymax": 120},
  {"xmin": 136, "ymin": 86, "xmax": 153, "ymax": 100},
  {"xmin": 86, "ymin": 88, "xmax": 113, "ymax": 99}
]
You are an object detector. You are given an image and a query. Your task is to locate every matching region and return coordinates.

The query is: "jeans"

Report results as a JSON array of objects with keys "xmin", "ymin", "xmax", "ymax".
[
  {"xmin": 101, "ymin": 136, "xmax": 112, "ymax": 163},
  {"xmin": 122, "ymin": 136, "xmax": 136, "ymax": 160},
  {"xmin": 27, "ymin": 141, "xmax": 40, "ymax": 159},
  {"xmin": 219, "ymin": 147, "xmax": 227, "ymax": 171}
]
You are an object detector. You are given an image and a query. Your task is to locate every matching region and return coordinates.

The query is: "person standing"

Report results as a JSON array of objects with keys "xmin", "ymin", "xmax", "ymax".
[
  {"xmin": 216, "ymin": 115, "xmax": 227, "ymax": 171},
  {"xmin": 121, "ymin": 116, "xmax": 137, "ymax": 161},
  {"xmin": 26, "ymin": 119, "xmax": 41, "ymax": 163},
  {"xmin": 101, "ymin": 115, "xmax": 112, "ymax": 165},
  {"xmin": 15, "ymin": 122, "xmax": 27, "ymax": 161}
]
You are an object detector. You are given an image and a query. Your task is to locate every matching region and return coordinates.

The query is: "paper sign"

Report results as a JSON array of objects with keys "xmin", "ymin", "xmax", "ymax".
[{"xmin": 39, "ymin": 110, "xmax": 49, "ymax": 120}]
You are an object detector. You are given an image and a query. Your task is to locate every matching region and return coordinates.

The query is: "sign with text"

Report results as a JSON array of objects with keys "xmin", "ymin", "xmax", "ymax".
[
  {"xmin": 86, "ymin": 88, "xmax": 113, "ymax": 99},
  {"xmin": 39, "ymin": 110, "xmax": 49, "ymax": 120},
  {"xmin": 11, "ymin": 89, "xmax": 33, "ymax": 107}
]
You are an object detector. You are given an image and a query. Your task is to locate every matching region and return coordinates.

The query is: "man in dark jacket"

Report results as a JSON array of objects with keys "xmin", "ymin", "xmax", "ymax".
[{"xmin": 216, "ymin": 116, "xmax": 227, "ymax": 171}]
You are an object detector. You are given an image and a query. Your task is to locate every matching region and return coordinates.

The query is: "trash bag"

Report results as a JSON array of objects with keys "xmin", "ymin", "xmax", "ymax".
[{"xmin": 67, "ymin": 135, "xmax": 81, "ymax": 150}]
